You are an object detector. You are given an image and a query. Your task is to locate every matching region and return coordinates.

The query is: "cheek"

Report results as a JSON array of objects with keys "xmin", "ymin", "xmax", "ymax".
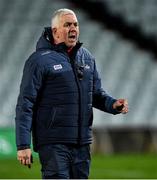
[
  {"xmin": 60, "ymin": 30, "xmax": 68, "ymax": 40},
  {"xmin": 63, "ymin": 31, "xmax": 68, "ymax": 38}
]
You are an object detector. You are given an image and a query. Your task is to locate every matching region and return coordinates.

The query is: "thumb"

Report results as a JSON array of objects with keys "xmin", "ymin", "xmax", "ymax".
[{"xmin": 113, "ymin": 99, "xmax": 124, "ymax": 110}]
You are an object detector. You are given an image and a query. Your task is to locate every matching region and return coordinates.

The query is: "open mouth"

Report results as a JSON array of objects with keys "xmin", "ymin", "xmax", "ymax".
[{"xmin": 68, "ymin": 35, "xmax": 76, "ymax": 40}]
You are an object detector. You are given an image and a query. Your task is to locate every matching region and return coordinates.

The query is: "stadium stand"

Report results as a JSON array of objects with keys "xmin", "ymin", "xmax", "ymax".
[
  {"xmin": 88, "ymin": 0, "xmax": 157, "ymax": 38},
  {"xmin": 103, "ymin": 0, "xmax": 157, "ymax": 37},
  {"xmin": 0, "ymin": 0, "xmax": 157, "ymax": 128},
  {"xmin": 0, "ymin": 0, "xmax": 157, "ymax": 152}
]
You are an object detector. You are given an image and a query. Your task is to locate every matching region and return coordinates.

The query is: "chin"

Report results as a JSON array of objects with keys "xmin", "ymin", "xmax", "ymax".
[
  {"xmin": 66, "ymin": 40, "xmax": 77, "ymax": 46},
  {"xmin": 69, "ymin": 42, "xmax": 76, "ymax": 47},
  {"xmin": 68, "ymin": 42, "xmax": 77, "ymax": 47}
]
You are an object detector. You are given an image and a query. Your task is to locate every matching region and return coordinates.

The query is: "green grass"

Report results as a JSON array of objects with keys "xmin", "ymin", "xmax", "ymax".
[
  {"xmin": 0, "ymin": 154, "xmax": 157, "ymax": 179},
  {"xmin": 90, "ymin": 153, "xmax": 157, "ymax": 179}
]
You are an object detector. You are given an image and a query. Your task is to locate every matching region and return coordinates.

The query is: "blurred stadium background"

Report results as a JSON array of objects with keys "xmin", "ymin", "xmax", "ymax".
[{"xmin": 1, "ymin": 0, "xmax": 157, "ymax": 178}]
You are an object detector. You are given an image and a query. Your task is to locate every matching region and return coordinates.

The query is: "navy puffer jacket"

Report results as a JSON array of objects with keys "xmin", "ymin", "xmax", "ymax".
[{"xmin": 15, "ymin": 27, "xmax": 119, "ymax": 152}]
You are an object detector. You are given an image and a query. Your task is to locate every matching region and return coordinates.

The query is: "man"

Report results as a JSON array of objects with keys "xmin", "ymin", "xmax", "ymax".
[{"xmin": 15, "ymin": 8, "xmax": 128, "ymax": 179}]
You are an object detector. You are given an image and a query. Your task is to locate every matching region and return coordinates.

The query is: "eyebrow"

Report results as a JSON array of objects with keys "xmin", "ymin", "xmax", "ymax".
[{"xmin": 64, "ymin": 22, "xmax": 79, "ymax": 27}]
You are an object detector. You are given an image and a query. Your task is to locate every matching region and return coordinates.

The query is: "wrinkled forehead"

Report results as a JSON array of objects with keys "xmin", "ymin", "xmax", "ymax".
[{"xmin": 60, "ymin": 13, "xmax": 78, "ymax": 23}]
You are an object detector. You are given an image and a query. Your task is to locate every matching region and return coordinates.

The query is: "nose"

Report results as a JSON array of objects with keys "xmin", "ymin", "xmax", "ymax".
[{"xmin": 70, "ymin": 23, "xmax": 77, "ymax": 29}]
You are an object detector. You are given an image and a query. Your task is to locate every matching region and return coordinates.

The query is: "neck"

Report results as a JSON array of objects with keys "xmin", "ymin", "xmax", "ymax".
[{"xmin": 67, "ymin": 47, "xmax": 73, "ymax": 53}]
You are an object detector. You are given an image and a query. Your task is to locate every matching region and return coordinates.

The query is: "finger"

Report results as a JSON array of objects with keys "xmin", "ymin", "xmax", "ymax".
[
  {"xmin": 20, "ymin": 159, "xmax": 23, "ymax": 164},
  {"xmin": 27, "ymin": 155, "xmax": 33, "ymax": 169},
  {"xmin": 19, "ymin": 158, "xmax": 23, "ymax": 164},
  {"xmin": 20, "ymin": 156, "xmax": 29, "ymax": 166},
  {"xmin": 122, "ymin": 107, "xmax": 128, "ymax": 114},
  {"xmin": 124, "ymin": 102, "xmax": 128, "ymax": 107},
  {"xmin": 24, "ymin": 155, "xmax": 32, "ymax": 168},
  {"xmin": 18, "ymin": 156, "xmax": 22, "ymax": 161},
  {"xmin": 25, "ymin": 156, "xmax": 31, "ymax": 165},
  {"xmin": 122, "ymin": 103, "xmax": 128, "ymax": 109},
  {"xmin": 21, "ymin": 158, "xmax": 26, "ymax": 165}
]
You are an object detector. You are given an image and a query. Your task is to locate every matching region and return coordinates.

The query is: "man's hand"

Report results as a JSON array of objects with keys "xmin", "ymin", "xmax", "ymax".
[
  {"xmin": 17, "ymin": 148, "xmax": 33, "ymax": 168},
  {"xmin": 113, "ymin": 99, "xmax": 128, "ymax": 114}
]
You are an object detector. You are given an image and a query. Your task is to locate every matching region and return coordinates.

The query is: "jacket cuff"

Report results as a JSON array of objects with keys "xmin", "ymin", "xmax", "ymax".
[
  {"xmin": 105, "ymin": 97, "xmax": 120, "ymax": 115},
  {"xmin": 17, "ymin": 145, "xmax": 30, "ymax": 150},
  {"xmin": 110, "ymin": 103, "xmax": 121, "ymax": 115}
]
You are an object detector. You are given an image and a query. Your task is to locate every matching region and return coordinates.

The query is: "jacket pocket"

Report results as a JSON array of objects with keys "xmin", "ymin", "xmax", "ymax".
[{"xmin": 47, "ymin": 107, "xmax": 57, "ymax": 129}]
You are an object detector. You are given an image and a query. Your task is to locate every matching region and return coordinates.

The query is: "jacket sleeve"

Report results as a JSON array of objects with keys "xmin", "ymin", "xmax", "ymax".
[
  {"xmin": 15, "ymin": 56, "xmax": 44, "ymax": 150},
  {"xmin": 92, "ymin": 60, "xmax": 119, "ymax": 115}
]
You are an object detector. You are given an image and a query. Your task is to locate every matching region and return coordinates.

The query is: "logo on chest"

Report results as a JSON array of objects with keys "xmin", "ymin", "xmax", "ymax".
[
  {"xmin": 53, "ymin": 64, "xmax": 63, "ymax": 70},
  {"xmin": 84, "ymin": 64, "xmax": 90, "ymax": 69}
]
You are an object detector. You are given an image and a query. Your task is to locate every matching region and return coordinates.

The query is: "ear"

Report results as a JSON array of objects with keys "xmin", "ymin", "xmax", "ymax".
[
  {"xmin": 52, "ymin": 28, "xmax": 60, "ymax": 39},
  {"xmin": 52, "ymin": 28, "xmax": 57, "ymax": 36}
]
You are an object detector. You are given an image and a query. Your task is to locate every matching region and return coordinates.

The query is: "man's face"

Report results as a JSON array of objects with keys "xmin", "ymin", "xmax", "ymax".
[{"xmin": 53, "ymin": 13, "xmax": 79, "ymax": 47}]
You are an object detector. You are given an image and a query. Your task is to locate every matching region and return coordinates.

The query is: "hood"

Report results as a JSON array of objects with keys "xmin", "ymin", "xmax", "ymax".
[{"xmin": 36, "ymin": 27, "xmax": 54, "ymax": 51}]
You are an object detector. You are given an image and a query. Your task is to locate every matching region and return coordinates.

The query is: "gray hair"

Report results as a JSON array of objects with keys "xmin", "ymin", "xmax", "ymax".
[{"xmin": 51, "ymin": 8, "xmax": 76, "ymax": 28}]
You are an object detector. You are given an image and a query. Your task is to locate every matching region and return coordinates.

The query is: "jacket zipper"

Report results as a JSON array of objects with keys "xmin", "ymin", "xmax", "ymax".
[{"xmin": 69, "ymin": 57, "xmax": 82, "ymax": 145}]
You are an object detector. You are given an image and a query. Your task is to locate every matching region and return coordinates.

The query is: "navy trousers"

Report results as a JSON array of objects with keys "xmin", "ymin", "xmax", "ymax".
[{"xmin": 38, "ymin": 144, "xmax": 91, "ymax": 179}]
